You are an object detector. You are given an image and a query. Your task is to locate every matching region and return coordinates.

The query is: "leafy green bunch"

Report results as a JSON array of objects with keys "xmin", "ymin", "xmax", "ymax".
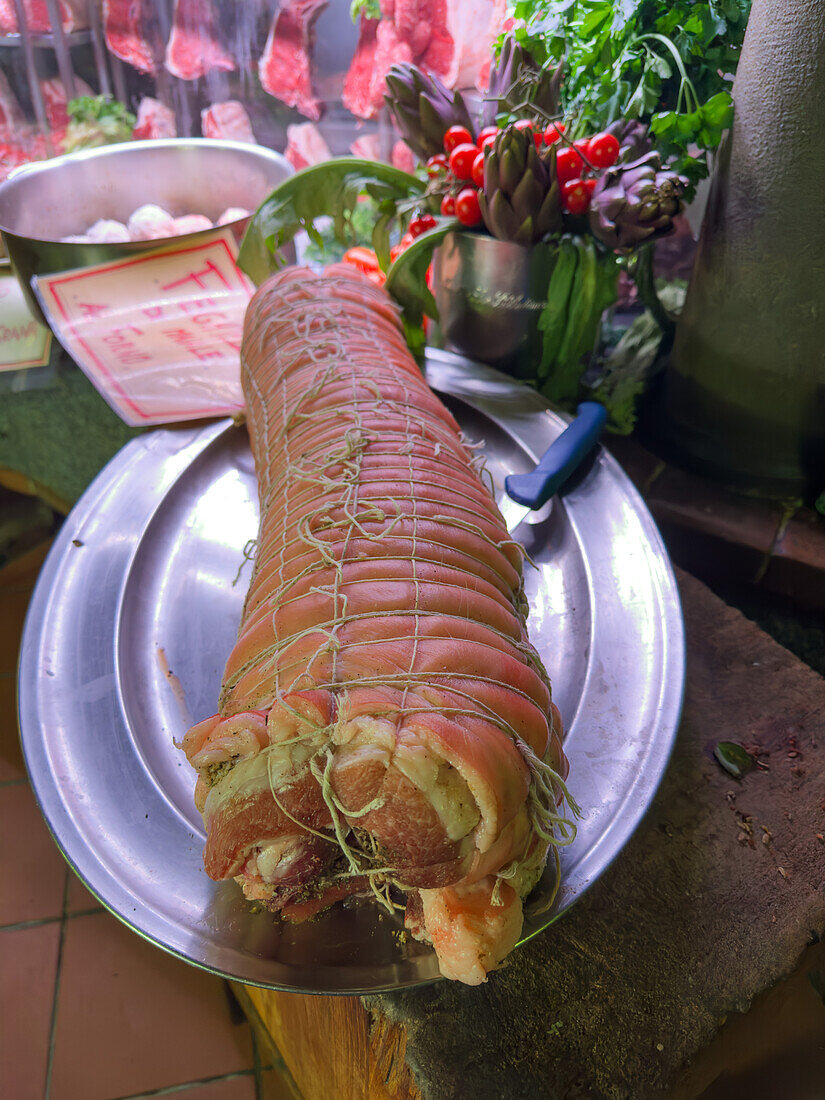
[
  {"xmin": 63, "ymin": 95, "xmax": 136, "ymax": 153},
  {"xmin": 506, "ymin": 0, "xmax": 750, "ymax": 193}
]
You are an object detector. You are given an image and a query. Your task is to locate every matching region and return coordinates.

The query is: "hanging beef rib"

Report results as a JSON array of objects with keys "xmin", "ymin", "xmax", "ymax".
[
  {"xmin": 103, "ymin": 0, "xmax": 156, "ymax": 75},
  {"xmin": 258, "ymin": 0, "xmax": 326, "ymax": 121},
  {"xmin": 165, "ymin": 0, "xmax": 235, "ymax": 81}
]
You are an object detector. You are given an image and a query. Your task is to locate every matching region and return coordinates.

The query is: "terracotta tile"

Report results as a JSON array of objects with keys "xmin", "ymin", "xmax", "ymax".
[
  {"xmin": 0, "ymin": 782, "xmax": 66, "ymax": 925},
  {"xmin": 51, "ymin": 912, "xmax": 254, "ymax": 1100},
  {"xmin": 0, "ymin": 584, "xmax": 32, "ymax": 676},
  {"xmin": 0, "ymin": 922, "xmax": 60, "ymax": 1100},
  {"xmin": 66, "ymin": 867, "xmax": 103, "ymax": 915},
  {"xmin": 0, "ymin": 672, "xmax": 26, "ymax": 783},
  {"xmin": 172, "ymin": 1074, "xmax": 257, "ymax": 1099}
]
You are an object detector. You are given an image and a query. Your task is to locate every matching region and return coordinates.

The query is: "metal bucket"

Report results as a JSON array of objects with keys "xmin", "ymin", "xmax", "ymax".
[
  {"xmin": 432, "ymin": 232, "xmax": 558, "ymax": 380},
  {"xmin": 0, "ymin": 139, "xmax": 293, "ymax": 324}
]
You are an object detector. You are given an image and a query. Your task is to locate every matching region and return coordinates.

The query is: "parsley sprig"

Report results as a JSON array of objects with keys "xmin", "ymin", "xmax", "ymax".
[{"xmin": 508, "ymin": 0, "xmax": 750, "ymax": 194}]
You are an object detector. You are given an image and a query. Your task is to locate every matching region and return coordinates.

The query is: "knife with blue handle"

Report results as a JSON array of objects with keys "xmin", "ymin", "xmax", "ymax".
[{"xmin": 498, "ymin": 402, "xmax": 607, "ymax": 533}]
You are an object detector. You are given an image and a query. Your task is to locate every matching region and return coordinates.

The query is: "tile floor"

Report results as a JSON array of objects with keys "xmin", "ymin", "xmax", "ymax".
[{"xmin": 0, "ymin": 543, "xmax": 296, "ymax": 1100}]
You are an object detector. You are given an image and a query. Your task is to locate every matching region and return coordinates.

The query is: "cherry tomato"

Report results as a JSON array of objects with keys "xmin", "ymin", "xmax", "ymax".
[
  {"xmin": 341, "ymin": 246, "xmax": 381, "ymax": 273},
  {"xmin": 561, "ymin": 179, "xmax": 591, "ymax": 215},
  {"xmin": 471, "ymin": 151, "xmax": 485, "ymax": 188},
  {"xmin": 477, "ymin": 126, "xmax": 498, "ymax": 149},
  {"xmin": 543, "ymin": 122, "xmax": 566, "ymax": 145},
  {"xmin": 513, "ymin": 119, "xmax": 533, "ymax": 133},
  {"xmin": 443, "ymin": 125, "xmax": 473, "ymax": 153},
  {"xmin": 584, "ymin": 178, "xmax": 597, "ymax": 196},
  {"xmin": 389, "ymin": 232, "xmax": 414, "ymax": 263},
  {"xmin": 479, "ymin": 132, "xmax": 498, "ymax": 151},
  {"xmin": 556, "ymin": 146, "xmax": 585, "ymax": 185},
  {"xmin": 455, "ymin": 186, "xmax": 482, "ymax": 227},
  {"xmin": 441, "ymin": 192, "xmax": 456, "ymax": 216},
  {"xmin": 426, "ymin": 153, "xmax": 449, "ymax": 177},
  {"xmin": 587, "ymin": 131, "xmax": 620, "ymax": 169},
  {"xmin": 408, "ymin": 213, "xmax": 437, "ymax": 238},
  {"xmin": 341, "ymin": 247, "xmax": 386, "ymax": 284},
  {"xmin": 449, "ymin": 142, "xmax": 479, "ymax": 181},
  {"xmin": 573, "ymin": 138, "xmax": 592, "ymax": 169}
]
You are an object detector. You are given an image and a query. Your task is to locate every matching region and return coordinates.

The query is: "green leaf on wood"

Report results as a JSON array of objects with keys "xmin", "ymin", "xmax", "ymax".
[{"xmin": 713, "ymin": 741, "xmax": 756, "ymax": 780}]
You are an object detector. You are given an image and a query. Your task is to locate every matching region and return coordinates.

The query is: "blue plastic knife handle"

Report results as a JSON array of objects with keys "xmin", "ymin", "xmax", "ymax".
[{"xmin": 504, "ymin": 401, "xmax": 607, "ymax": 509}]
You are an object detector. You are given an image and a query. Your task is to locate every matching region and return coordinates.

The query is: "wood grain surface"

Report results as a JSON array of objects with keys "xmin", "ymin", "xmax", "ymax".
[{"xmin": 238, "ymin": 984, "xmax": 420, "ymax": 1100}]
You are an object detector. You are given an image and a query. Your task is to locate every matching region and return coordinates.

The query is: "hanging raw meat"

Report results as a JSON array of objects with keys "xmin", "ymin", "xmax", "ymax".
[
  {"xmin": 391, "ymin": 139, "xmax": 416, "ymax": 172},
  {"xmin": 39, "ymin": 75, "xmax": 94, "ymax": 131},
  {"xmin": 102, "ymin": 0, "xmax": 156, "ymax": 75},
  {"xmin": 258, "ymin": 0, "xmax": 326, "ymax": 121},
  {"xmin": 201, "ymin": 100, "xmax": 256, "ymax": 143},
  {"xmin": 179, "ymin": 265, "xmax": 575, "ymax": 984},
  {"xmin": 132, "ymin": 97, "xmax": 177, "ymax": 139},
  {"xmin": 445, "ymin": 0, "xmax": 507, "ymax": 89},
  {"xmin": 349, "ymin": 133, "xmax": 381, "ymax": 160},
  {"xmin": 343, "ymin": 0, "xmax": 507, "ymax": 119},
  {"xmin": 0, "ymin": 69, "xmax": 24, "ymax": 138},
  {"xmin": 0, "ymin": 0, "xmax": 84, "ymax": 34},
  {"xmin": 284, "ymin": 121, "xmax": 331, "ymax": 170},
  {"xmin": 165, "ymin": 0, "xmax": 235, "ymax": 81}
]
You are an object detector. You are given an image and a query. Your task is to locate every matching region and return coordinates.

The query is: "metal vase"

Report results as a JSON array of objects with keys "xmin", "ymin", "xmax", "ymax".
[{"xmin": 432, "ymin": 232, "xmax": 558, "ymax": 380}]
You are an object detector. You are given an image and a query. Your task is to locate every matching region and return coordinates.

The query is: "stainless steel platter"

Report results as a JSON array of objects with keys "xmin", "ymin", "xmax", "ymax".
[{"xmin": 18, "ymin": 349, "xmax": 684, "ymax": 994}]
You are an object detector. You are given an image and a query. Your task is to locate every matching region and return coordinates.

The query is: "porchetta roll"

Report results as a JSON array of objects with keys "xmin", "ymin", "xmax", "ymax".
[{"xmin": 180, "ymin": 265, "xmax": 577, "ymax": 984}]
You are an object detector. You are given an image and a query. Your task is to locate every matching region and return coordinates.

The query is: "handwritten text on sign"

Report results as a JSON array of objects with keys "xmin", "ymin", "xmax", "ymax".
[
  {"xmin": 0, "ymin": 270, "xmax": 52, "ymax": 372},
  {"xmin": 35, "ymin": 232, "xmax": 252, "ymax": 426}
]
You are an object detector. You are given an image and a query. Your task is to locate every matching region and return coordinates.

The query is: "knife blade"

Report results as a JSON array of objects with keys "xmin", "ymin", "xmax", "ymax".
[{"xmin": 498, "ymin": 402, "xmax": 607, "ymax": 533}]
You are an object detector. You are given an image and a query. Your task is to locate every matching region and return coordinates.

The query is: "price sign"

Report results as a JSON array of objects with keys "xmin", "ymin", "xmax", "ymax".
[
  {"xmin": 0, "ymin": 267, "xmax": 52, "ymax": 372},
  {"xmin": 34, "ymin": 231, "xmax": 253, "ymax": 426}
]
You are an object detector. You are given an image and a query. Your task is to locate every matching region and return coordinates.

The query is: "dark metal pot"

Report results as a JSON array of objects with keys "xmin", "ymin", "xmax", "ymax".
[
  {"xmin": 432, "ymin": 231, "xmax": 558, "ymax": 380},
  {"xmin": 0, "ymin": 139, "xmax": 293, "ymax": 324}
]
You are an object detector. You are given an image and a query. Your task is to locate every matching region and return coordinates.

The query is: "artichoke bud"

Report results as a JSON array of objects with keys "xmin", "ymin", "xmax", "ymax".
[
  {"xmin": 588, "ymin": 151, "xmax": 689, "ymax": 251},
  {"xmin": 499, "ymin": 148, "xmax": 525, "ymax": 194},
  {"xmin": 384, "ymin": 62, "xmax": 474, "ymax": 163},
  {"xmin": 484, "ymin": 33, "xmax": 563, "ymax": 126},
  {"xmin": 479, "ymin": 124, "xmax": 560, "ymax": 245}
]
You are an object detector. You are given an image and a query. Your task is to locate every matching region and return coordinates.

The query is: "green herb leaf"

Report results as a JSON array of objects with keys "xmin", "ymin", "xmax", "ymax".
[
  {"xmin": 350, "ymin": 0, "xmax": 381, "ymax": 20},
  {"xmin": 588, "ymin": 280, "xmax": 686, "ymax": 434},
  {"xmin": 509, "ymin": 0, "xmax": 749, "ymax": 197},
  {"xmin": 238, "ymin": 158, "xmax": 426, "ymax": 285},
  {"xmin": 384, "ymin": 217, "xmax": 460, "ymax": 326},
  {"xmin": 62, "ymin": 95, "xmax": 135, "ymax": 152},
  {"xmin": 713, "ymin": 741, "xmax": 756, "ymax": 780}
]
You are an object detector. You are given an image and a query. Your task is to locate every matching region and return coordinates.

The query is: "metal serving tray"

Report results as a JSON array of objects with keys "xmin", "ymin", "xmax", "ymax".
[{"xmin": 18, "ymin": 349, "xmax": 684, "ymax": 994}]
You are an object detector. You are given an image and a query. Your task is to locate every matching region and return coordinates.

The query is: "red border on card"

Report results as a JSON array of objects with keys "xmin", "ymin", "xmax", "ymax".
[{"xmin": 41, "ymin": 237, "xmax": 250, "ymax": 422}]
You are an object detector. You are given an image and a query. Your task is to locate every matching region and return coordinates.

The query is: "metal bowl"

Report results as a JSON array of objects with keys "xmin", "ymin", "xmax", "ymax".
[
  {"xmin": 432, "ymin": 231, "xmax": 559, "ymax": 378},
  {"xmin": 0, "ymin": 139, "xmax": 293, "ymax": 321}
]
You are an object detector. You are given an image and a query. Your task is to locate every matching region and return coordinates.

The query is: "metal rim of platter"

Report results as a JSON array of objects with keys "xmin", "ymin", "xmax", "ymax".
[{"xmin": 18, "ymin": 348, "xmax": 685, "ymax": 995}]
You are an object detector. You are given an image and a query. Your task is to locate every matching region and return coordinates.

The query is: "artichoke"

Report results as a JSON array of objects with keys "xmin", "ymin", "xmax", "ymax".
[
  {"xmin": 384, "ymin": 64, "xmax": 475, "ymax": 163},
  {"xmin": 588, "ymin": 153, "xmax": 688, "ymax": 251},
  {"xmin": 482, "ymin": 34, "xmax": 563, "ymax": 128},
  {"xmin": 478, "ymin": 125, "xmax": 563, "ymax": 245}
]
